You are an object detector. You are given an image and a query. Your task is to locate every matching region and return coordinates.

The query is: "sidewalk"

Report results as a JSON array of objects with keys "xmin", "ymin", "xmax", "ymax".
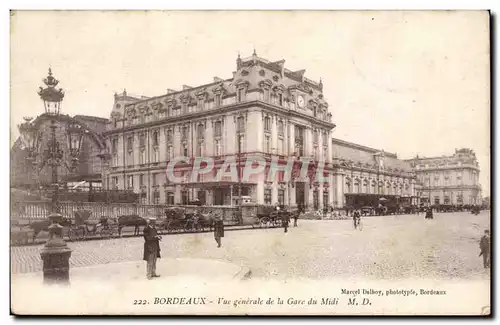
[
  {"xmin": 13, "ymin": 257, "xmax": 251, "ymax": 282},
  {"xmin": 12, "ymin": 258, "xmax": 251, "ymax": 315}
]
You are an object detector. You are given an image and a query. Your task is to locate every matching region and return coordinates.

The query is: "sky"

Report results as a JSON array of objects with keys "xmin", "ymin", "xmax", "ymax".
[{"xmin": 9, "ymin": 10, "xmax": 490, "ymax": 196}]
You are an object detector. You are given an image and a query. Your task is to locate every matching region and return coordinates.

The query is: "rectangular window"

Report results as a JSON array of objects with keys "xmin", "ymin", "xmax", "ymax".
[
  {"xmin": 214, "ymin": 121, "xmax": 222, "ymax": 137},
  {"xmin": 264, "ymin": 117, "xmax": 271, "ymax": 132},
  {"xmin": 153, "ymin": 190, "xmax": 160, "ymax": 204},
  {"xmin": 265, "ymin": 135, "xmax": 271, "ymax": 153},
  {"xmin": 323, "ymin": 147, "xmax": 328, "ymax": 161},
  {"xmin": 237, "ymin": 88, "xmax": 245, "ymax": 102},
  {"xmin": 166, "ymin": 192, "xmax": 174, "ymax": 205},
  {"xmin": 127, "ymin": 136, "xmax": 133, "ymax": 152},
  {"xmin": 112, "ymin": 138, "xmax": 118, "ymax": 154},
  {"xmin": 278, "ymin": 189, "xmax": 285, "ymax": 205},
  {"xmin": 323, "ymin": 191, "xmax": 329, "ymax": 208},
  {"xmin": 215, "ymin": 140, "xmax": 221, "ymax": 156},
  {"xmin": 313, "ymin": 130, "xmax": 319, "ymax": 143},
  {"xmin": 127, "ymin": 175, "xmax": 134, "ymax": 190},
  {"xmin": 112, "ymin": 177, "xmax": 118, "ymax": 190},
  {"xmin": 167, "ymin": 129, "xmax": 173, "ymax": 142},
  {"xmin": 153, "ymin": 148, "xmax": 159, "ymax": 163},
  {"xmin": 197, "ymin": 98, "xmax": 204, "ymax": 110},
  {"xmin": 139, "ymin": 150, "xmax": 146, "ymax": 165},
  {"xmin": 196, "ymin": 124, "xmax": 204, "ymax": 140},
  {"xmin": 139, "ymin": 174, "xmax": 144, "ymax": 187},
  {"xmin": 182, "ymin": 127, "xmax": 189, "ymax": 141},
  {"xmin": 444, "ymin": 196, "xmax": 450, "ymax": 204},
  {"xmin": 181, "ymin": 190, "xmax": 189, "ymax": 205},
  {"xmin": 167, "ymin": 146, "xmax": 173, "ymax": 160},
  {"xmin": 215, "ymin": 94, "xmax": 222, "ymax": 107},
  {"xmin": 278, "ymin": 139, "xmax": 284, "ymax": 155},
  {"xmin": 434, "ymin": 196, "xmax": 440, "ymax": 205},
  {"xmin": 112, "ymin": 154, "xmax": 118, "ymax": 167},
  {"xmin": 264, "ymin": 188, "xmax": 272, "ymax": 205},
  {"xmin": 264, "ymin": 89, "xmax": 270, "ymax": 102},
  {"xmin": 152, "ymin": 173, "xmax": 158, "ymax": 186},
  {"xmin": 237, "ymin": 117, "xmax": 245, "ymax": 133},
  {"xmin": 197, "ymin": 142, "xmax": 202, "ymax": 156},
  {"xmin": 278, "ymin": 120, "xmax": 284, "ymax": 135},
  {"xmin": 183, "ymin": 145, "xmax": 188, "ymax": 157},
  {"xmin": 139, "ymin": 134, "xmax": 146, "ymax": 148}
]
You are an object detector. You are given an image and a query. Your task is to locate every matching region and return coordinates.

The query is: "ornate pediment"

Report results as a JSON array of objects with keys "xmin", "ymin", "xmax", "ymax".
[
  {"xmin": 195, "ymin": 88, "xmax": 208, "ymax": 98},
  {"xmin": 179, "ymin": 92, "xmax": 192, "ymax": 103},
  {"xmin": 235, "ymin": 79, "xmax": 250, "ymax": 88},
  {"xmin": 126, "ymin": 107, "xmax": 136, "ymax": 117},
  {"xmin": 258, "ymin": 79, "xmax": 273, "ymax": 89},
  {"xmin": 212, "ymin": 82, "xmax": 227, "ymax": 94},
  {"xmin": 273, "ymin": 84, "xmax": 287, "ymax": 93}
]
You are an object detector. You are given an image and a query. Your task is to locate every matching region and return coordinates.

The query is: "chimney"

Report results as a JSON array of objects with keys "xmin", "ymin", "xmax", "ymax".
[
  {"xmin": 167, "ymin": 89, "xmax": 177, "ymax": 94},
  {"xmin": 214, "ymin": 77, "xmax": 223, "ymax": 83},
  {"xmin": 182, "ymin": 85, "xmax": 192, "ymax": 90}
]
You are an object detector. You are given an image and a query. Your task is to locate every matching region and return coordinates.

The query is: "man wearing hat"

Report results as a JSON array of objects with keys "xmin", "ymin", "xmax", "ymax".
[
  {"xmin": 213, "ymin": 214, "xmax": 224, "ymax": 248},
  {"xmin": 479, "ymin": 229, "xmax": 491, "ymax": 269},
  {"xmin": 143, "ymin": 217, "xmax": 161, "ymax": 279}
]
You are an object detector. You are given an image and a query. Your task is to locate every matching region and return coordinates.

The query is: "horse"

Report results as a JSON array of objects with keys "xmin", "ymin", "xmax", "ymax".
[
  {"xmin": 21, "ymin": 217, "xmax": 73, "ymax": 243},
  {"xmin": 117, "ymin": 215, "xmax": 147, "ymax": 237}
]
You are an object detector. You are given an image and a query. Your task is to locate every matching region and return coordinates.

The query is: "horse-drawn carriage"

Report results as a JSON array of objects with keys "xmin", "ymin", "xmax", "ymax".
[
  {"xmin": 158, "ymin": 207, "xmax": 215, "ymax": 234},
  {"xmin": 67, "ymin": 210, "xmax": 119, "ymax": 241}
]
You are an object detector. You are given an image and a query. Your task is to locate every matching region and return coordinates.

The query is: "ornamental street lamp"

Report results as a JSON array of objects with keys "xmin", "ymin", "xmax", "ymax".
[{"xmin": 18, "ymin": 68, "xmax": 84, "ymax": 284}]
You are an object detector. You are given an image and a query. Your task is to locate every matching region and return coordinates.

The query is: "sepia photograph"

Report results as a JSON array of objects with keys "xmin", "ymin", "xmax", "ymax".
[{"xmin": 9, "ymin": 10, "xmax": 491, "ymax": 315}]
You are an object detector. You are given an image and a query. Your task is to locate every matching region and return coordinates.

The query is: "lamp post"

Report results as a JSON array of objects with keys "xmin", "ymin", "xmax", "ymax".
[{"xmin": 18, "ymin": 68, "xmax": 85, "ymax": 284}]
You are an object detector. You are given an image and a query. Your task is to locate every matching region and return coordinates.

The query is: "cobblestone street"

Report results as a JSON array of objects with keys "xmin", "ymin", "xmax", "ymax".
[{"xmin": 11, "ymin": 212, "xmax": 490, "ymax": 280}]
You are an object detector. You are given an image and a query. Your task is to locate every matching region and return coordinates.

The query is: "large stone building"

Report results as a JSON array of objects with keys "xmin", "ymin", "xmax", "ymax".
[
  {"xmin": 332, "ymin": 138, "xmax": 418, "ymax": 208},
  {"xmin": 102, "ymin": 52, "xmax": 418, "ymax": 209},
  {"xmin": 406, "ymin": 149, "xmax": 482, "ymax": 206}
]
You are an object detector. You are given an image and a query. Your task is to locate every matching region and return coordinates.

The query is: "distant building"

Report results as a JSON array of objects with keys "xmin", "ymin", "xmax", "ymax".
[
  {"xmin": 332, "ymin": 138, "xmax": 418, "ymax": 208},
  {"xmin": 10, "ymin": 114, "xmax": 108, "ymax": 191},
  {"xmin": 406, "ymin": 148, "xmax": 481, "ymax": 205}
]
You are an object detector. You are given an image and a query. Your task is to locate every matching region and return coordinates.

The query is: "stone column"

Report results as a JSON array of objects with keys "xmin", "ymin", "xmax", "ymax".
[
  {"xmin": 256, "ymin": 181, "xmax": 265, "ymax": 205},
  {"xmin": 271, "ymin": 182, "xmax": 278, "ymax": 204},
  {"xmin": 288, "ymin": 122, "xmax": 295, "ymax": 154},
  {"xmin": 206, "ymin": 119, "xmax": 214, "ymax": 156},
  {"xmin": 327, "ymin": 131, "xmax": 333, "ymax": 163},
  {"xmin": 271, "ymin": 115, "xmax": 278, "ymax": 153}
]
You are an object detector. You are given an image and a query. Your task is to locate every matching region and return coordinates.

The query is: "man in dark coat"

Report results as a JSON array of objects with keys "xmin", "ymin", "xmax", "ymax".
[
  {"xmin": 479, "ymin": 229, "xmax": 490, "ymax": 269},
  {"xmin": 293, "ymin": 210, "xmax": 299, "ymax": 227},
  {"xmin": 143, "ymin": 217, "xmax": 161, "ymax": 279},
  {"xmin": 214, "ymin": 215, "xmax": 224, "ymax": 248},
  {"xmin": 282, "ymin": 211, "xmax": 290, "ymax": 233},
  {"xmin": 353, "ymin": 209, "xmax": 360, "ymax": 229}
]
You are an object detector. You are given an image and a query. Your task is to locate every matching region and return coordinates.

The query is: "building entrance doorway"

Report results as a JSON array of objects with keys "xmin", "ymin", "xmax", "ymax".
[{"xmin": 295, "ymin": 183, "xmax": 305, "ymax": 208}]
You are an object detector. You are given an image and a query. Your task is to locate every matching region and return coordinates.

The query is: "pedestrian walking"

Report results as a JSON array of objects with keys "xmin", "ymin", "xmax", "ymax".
[
  {"xmin": 282, "ymin": 212, "xmax": 290, "ymax": 233},
  {"xmin": 479, "ymin": 229, "xmax": 490, "ymax": 269},
  {"xmin": 143, "ymin": 217, "xmax": 161, "ymax": 280},
  {"xmin": 214, "ymin": 214, "xmax": 224, "ymax": 248},
  {"xmin": 293, "ymin": 210, "xmax": 299, "ymax": 227},
  {"xmin": 353, "ymin": 210, "xmax": 361, "ymax": 230}
]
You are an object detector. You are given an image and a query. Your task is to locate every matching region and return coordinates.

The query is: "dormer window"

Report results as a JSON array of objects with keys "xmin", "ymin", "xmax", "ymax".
[
  {"xmin": 197, "ymin": 97, "xmax": 205, "ymax": 110},
  {"xmin": 215, "ymin": 94, "xmax": 222, "ymax": 107},
  {"xmin": 237, "ymin": 88, "xmax": 245, "ymax": 102}
]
